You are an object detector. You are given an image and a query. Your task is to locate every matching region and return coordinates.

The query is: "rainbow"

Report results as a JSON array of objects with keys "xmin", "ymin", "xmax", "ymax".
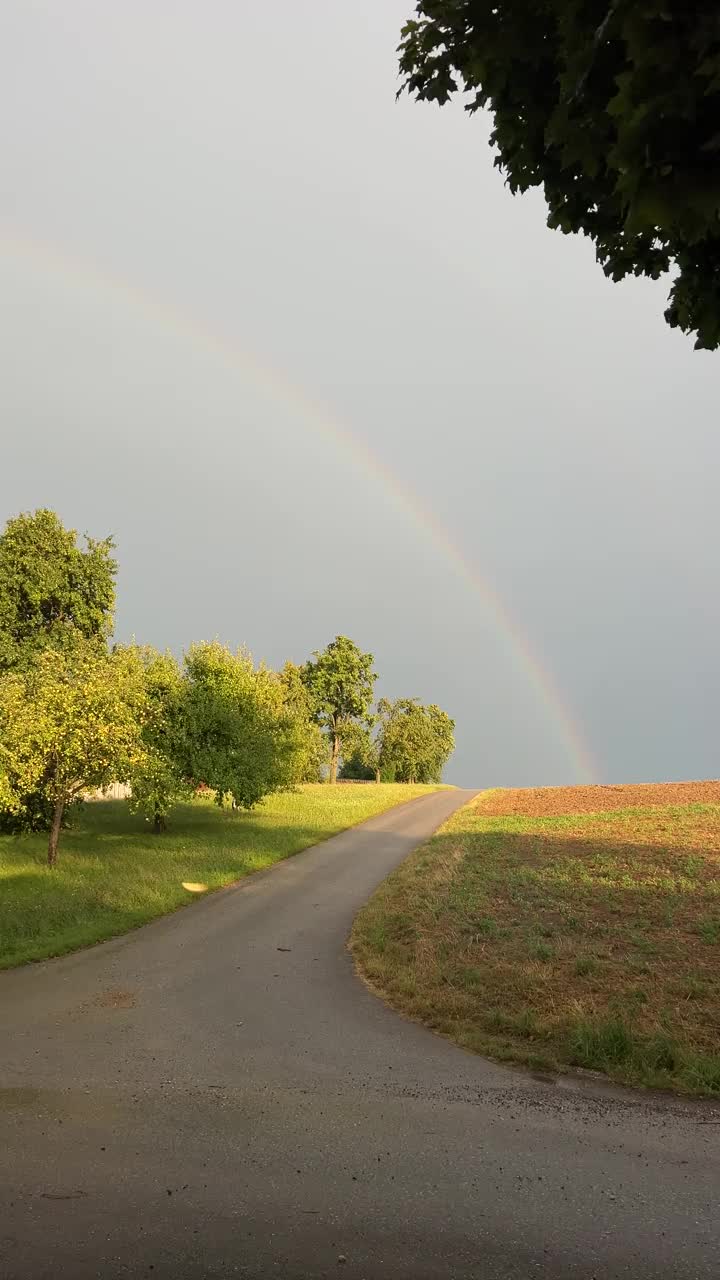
[{"xmin": 0, "ymin": 224, "xmax": 597, "ymax": 783}]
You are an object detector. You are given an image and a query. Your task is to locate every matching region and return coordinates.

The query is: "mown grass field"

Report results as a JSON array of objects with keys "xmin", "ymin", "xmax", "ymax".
[
  {"xmin": 351, "ymin": 782, "xmax": 720, "ymax": 1096},
  {"xmin": 0, "ymin": 783, "xmax": 440, "ymax": 969}
]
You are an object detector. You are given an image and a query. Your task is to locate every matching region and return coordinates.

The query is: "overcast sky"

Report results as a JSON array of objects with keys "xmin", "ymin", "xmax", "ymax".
[{"xmin": 2, "ymin": 0, "xmax": 718, "ymax": 787}]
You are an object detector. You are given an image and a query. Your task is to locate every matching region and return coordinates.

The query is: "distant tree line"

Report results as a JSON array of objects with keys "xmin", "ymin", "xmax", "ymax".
[
  {"xmin": 339, "ymin": 698, "xmax": 455, "ymax": 785},
  {"xmin": 0, "ymin": 511, "xmax": 455, "ymax": 864}
]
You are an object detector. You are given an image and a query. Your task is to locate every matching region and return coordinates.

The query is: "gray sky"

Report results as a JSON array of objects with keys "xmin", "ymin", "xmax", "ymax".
[{"xmin": 2, "ymin": 0, "xmax": 718, "ymax": 787}]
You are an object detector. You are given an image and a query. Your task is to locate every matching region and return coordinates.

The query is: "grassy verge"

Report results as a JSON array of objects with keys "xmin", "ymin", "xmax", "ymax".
[
  {"xmin": 0, "ymin": 783, "xmax": 441, "ymax": 969},
  {"xmin": 351, "ymin": 783, "xmax": 720, "ymax": 1096}
]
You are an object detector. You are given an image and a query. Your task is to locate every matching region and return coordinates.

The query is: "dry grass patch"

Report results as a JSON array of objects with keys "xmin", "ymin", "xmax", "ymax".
[{"xmin": 351, "ymin": 783, "xmax": 720, "ymax": 1096}]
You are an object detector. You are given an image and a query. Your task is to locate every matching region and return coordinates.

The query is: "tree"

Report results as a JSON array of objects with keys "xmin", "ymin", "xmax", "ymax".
[
  {"xmin": 399, "ymin": 2, "xmax": 720, "ymax": 349},
  {"xmin": 301, "ymin": 637, "xmax": 377, "ymax": 783},
  {"xmin": 0, "ymin": 643, "xmax": 147, "ymax": 865},
  {"xmin": 182, "ymin": 643, "xmax": 310, "ymax": 809},
  {"xmin": 0, "ymin": 509, "xmax": 117, "ymax": 833},
  {"xmin": 338, "ymin": 749, "xmax": 375, "ymax": 781},
  {"xmin": 0, "ymin": 509, "xmax": 116, "ymax": 672},
  {"xmin": 277, "ymin": 662, "xmax": 327, "ymax": 783},
  {"xmin": 127, "ymin": 648, "xmax": 193, "ymax": 832},
  {"xmin": 339, "ymin": 721, "xmax": 380, "ymax": 781},
  {"xmin": 377, "ymin": 698, "xmax": 455, "ymax": 784}
]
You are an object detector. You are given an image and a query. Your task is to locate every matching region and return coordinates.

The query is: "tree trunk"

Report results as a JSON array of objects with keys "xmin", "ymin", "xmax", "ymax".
[
  {"xmin": 375, "ymin": 768, "xmax": 381, "ymax": 784},
  {"xmin": 47, "ymin": 795, "xmax": 65, "ymax": 867},
  {"xmin": 153, "ymin": 808, "xmax": 166, "ymax": 834},
  {"xmin": 329, "ymin": 733, "xmax": 340, "ymax": 784}
]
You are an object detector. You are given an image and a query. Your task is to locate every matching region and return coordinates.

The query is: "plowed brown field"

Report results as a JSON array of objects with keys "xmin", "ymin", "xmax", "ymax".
[{"xmin": 478, "ymin": 780, "xmax": 720, "ymax": 817}]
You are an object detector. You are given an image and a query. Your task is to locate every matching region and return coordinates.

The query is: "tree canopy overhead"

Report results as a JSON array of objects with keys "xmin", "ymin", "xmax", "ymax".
[{"xmin": 399, "ymin": 2, "xmax": 720, "ymax": 349}]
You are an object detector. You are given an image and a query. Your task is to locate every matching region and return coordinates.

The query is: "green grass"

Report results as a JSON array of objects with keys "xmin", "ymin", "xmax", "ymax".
[
  {"xmin": 351, "ymin": 788, "xmax": 720, "ymax": 1097},
  {"xmin": 0, "ymin": 783, "xmax": 442, "ymax": 969}
]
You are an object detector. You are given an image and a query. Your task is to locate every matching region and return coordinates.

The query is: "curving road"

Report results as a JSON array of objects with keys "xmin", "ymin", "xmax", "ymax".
[{"xmin": 1, "ymin": 789, "xmax": 718, "ymax": 1279}]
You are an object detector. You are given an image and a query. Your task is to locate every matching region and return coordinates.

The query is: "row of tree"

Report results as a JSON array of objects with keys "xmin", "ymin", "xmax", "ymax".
[
  {"xmin": 0, "ymin": 511, "xmax": 455, "ymax": 864},
  {"xmin": 302, "ymin": 635, "xmax": 454, "ymax": 785},
  {"xmin": 339, "ymin": 698, "xmax": 455, "ymax": 786}
]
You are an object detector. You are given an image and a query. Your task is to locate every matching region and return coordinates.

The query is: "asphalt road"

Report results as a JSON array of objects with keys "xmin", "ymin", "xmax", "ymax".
[{"xmin": 1, "ymin": 789, "xmax": 718, "ymax": 1280}]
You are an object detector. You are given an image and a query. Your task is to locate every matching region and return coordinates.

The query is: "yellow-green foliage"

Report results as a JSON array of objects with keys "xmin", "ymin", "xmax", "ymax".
[
  {"xmin": 0, "ymin": 643, "xmax": 147, "ymax": 860},
  {"xmin": 182, "ymin": 642, "xmax": 321, "ymax": 808}
]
